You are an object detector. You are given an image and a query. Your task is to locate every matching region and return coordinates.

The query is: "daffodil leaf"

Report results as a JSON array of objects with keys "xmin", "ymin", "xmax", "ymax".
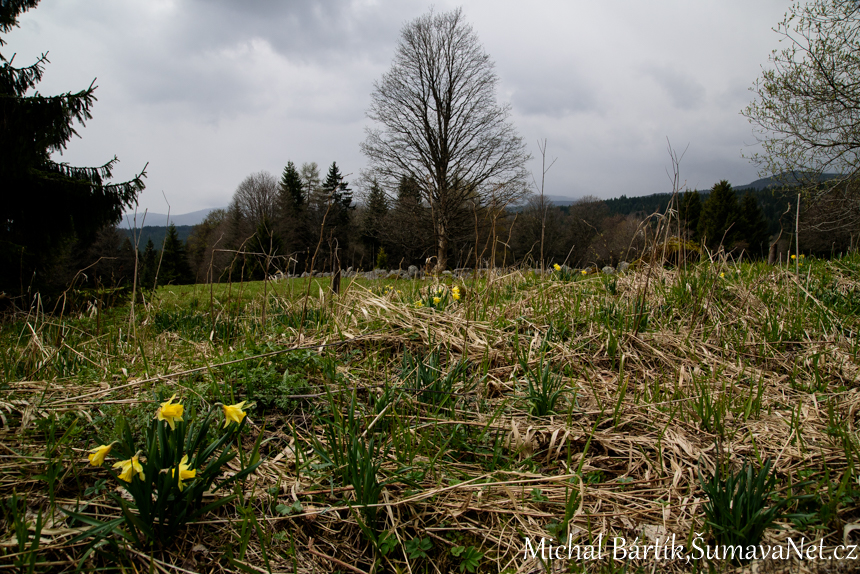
[{"xmin": 191, "ymin": 494, "xmax": 236, "ymax": 520}]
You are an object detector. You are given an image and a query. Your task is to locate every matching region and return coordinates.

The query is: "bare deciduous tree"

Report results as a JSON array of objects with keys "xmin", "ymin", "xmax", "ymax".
[
  {"xmin": 232, "ymin": 171, "xmax": 279, "ymax": 227},
  {"xmin": 742, "ymin": 0, "xmax": 860, "ymax": 229},
  {"xmin": 361, "ymin": 7, "xmax": 529, "ymax": 270}
]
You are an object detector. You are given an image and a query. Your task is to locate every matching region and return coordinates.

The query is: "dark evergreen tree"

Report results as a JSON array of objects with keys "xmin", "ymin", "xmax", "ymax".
[
  {"xmin": 385, "ymin": 175, "xmax": 433, "ymax": 266},
  {"xmin": 322, "ymin": 162, "xmax": 353, "ymax": 213},
  {"xmin": 140, "ymin": 238, "xmax": 157, "ymax": 289},
  {"xmin": 361, "ymin": 179, "xmax": 389, "ymax": 260},
  {"xmin": 158, "ymin": 225, "xmax": 192, "ymax": 285},
  {"xmin": 737, "ymin": 193, "xmax": 770, "ymax": 258},
  {"xmin": 320, "ymin": 162, "xmax": 353, "ymax": 262},
  {"xmin": 118, "ymin": 237, "xmax": 136, "ymax": 285},
  {"xmin": 397, "ymin": 174, "xmax": 422, "ymax": 204},
  {"xmin": 279, "ymin": 161, "xmax": 305, "ymax": 210},
  {"xmin": 698, "ymin": 180, "xmax": 741, "ymax": 250},
  {"xmin": 677, "ymin": 190, "xmax": 702, "ymax": 240},
  {"xmin": 0, "ymin": 1, "xmax": 146, "ymax": 298},
  {"xmin": 276, "ymin": 161, "xmax": 307, "ymax": 268}
]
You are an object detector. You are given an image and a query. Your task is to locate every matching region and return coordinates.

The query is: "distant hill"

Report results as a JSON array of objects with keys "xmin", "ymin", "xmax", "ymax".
[
  {"xmin": 603, "ymin": 186, "xmax": 798, "ymax": 236},
  {"xmin": 735, "ymin": 172, "xmax": 843, "ymax": 191},
  {"xmin": 121, "ymin": 207, "xmax": 223, "ymax": 228}
]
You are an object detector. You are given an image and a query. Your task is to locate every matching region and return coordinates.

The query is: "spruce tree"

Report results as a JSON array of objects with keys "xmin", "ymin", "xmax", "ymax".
[
  {"xmin": 397, "ymin": 174, "xmax": 422, "ymax": 203},
  {"xmin": 386, "ymin": 175, "xmax": 432, "ymax": 266},
  {"xmin": 279, "ymin": 161, "xmax": 304, "ymax": 208},
  {"xmin": 677, "ymin": 190, "xmax": 702, "ymax": 240},
  {"xmin": 322, "ymin": 162, "xmax": 353, "ymax": 213},
  {"xmin": 320, "ymin": 162, "xmax": 353, "ymax": 258},
  {"xmin": 737, "ymin": 193, "xmax": 770, "ymax": 258},
  {"xmin": 276, "ymin": 161, "xmax": 307, "ymax": 263},
  {"xmin": 0, "ymin": 1, "xmax": 146, "ymax": 297},
  {"xmin": 698, "ymin": 180, "xmax": 741, "ymax": 250},
  {"xmin": 140, "ymin": 238, "xmax": 157, "ymax": 289},
  {"xmin": 118, "ymin": 237, "xmax": 136, "ymax": 286},
  {"xmin": 361, "ymin": 179, "xmax": 389, "ymax": 259},
  {"xmin": 159, "ymin": 225, "xmax": 192, "ymax": 285}
]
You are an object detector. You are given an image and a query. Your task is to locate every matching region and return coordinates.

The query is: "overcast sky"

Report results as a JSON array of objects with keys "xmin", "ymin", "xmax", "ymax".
[{"xmin": 8, "ymin": 0, "xmax": 790, "ymax": 215}]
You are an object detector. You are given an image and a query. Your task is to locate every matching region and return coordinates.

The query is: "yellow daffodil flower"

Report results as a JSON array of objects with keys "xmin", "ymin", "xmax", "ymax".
[
  {"xmin": 791, "ymin": 254, "xmax": 796, "ymax": 260},
  {"xmin": 800, "ymin": 254, "xmax": 805, "ymax": 259},
  {"xmin": 433, "ymin": 296, "xmax": 441, "ymax": 305},
  {"xmin": 452, "ymin": 286, "xmax": 460, "ymax": 301},
  {"xmin": 553, "ymin": 263, "xmax": 561, "ymax": 271},
  {"xmin": 171, "ymin": 455, "xmax": 196, "ymax": 491},
  {"xmin": 156, "ymin": 394, "xmax": 184, "ymax": 430},
  {"xmin": 415, "ymin": 300, "xmax": 423, "ymax": 308},
  {"xmin": 581, "ymin": 270, "xmax": 587, "ymax": 275},
  {"xmin": 720, "ymin": 272, "xmax": 725, "ymax": 278},
  {"xmin": 223, "ymin": 401, "xmax": 248, "ymax": 427},
  {"xmin": 87, "ymin": 444, "xmax": 113, "ymax": 467},
  {"xmin": 113, "ymin": 455, "xmax": 145, "ymax": 483}
]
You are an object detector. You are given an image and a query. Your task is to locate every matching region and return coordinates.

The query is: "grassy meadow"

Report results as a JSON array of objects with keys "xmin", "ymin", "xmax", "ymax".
[{"xmin": 2, "ymin": 253, "xmax": 860, "ymax": 573}]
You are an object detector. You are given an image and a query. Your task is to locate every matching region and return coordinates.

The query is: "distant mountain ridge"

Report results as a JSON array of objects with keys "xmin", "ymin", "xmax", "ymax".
[
  {"xmin": 121, "ymin": 207, "xmax": 223, "ymax": 228},
  {"xmin": 735, "ymin": 172, "xmax": 843, "ymax": 191},
  {"xmin": 542, "ymin": 173, "xmax": 843, "ymax": 205}
]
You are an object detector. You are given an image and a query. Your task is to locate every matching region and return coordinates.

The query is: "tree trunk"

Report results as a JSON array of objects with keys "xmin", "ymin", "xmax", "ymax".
[
  {"xmin": 436, "ymin": 223, "xmax": 448, "ymax": 271},
  {"xmin": 767, "ymin": 229, "xmax": 782, "ymax": 265}
]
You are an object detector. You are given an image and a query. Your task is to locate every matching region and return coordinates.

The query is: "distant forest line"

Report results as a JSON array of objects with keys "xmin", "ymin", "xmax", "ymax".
[
  {"xmin": 75, "ymin": 165, "xmax": 853, "ymax": 293},
  {"xmin": 577, "ymin": 185, "xmax": 792, "ymax": 236},
  {"xmin": 122, "ymin": 187, "xmax": 791, "ymax": 253}
]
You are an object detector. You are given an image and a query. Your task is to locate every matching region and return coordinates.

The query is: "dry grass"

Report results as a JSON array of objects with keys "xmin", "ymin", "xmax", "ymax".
[{"xmin": 1, "ymin": 254, "xmax": 859, "ymax": 573}]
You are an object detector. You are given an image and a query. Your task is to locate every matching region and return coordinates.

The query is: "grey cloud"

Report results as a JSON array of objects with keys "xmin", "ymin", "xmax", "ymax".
[
  {"xmin": 7, "ymin": 0, "xmax": 788, "ymax": 214},
  {"xmin": 68, "ymin": 1, "xmax": 437, "ymax": 124},
  {"xmin": 644, "ymin": 65, "xmax": 705, "ymax": 110},
  {"xmin": 180, "ymin": 0, "xmax": 426, "ymax": 65},
  {"xmin": 114, "ymin": 52, "xmax": 256, "ymax": 122},
  {"xmin": 510, "ymin": 72, "xmax": 599, "ymax": 118}
]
